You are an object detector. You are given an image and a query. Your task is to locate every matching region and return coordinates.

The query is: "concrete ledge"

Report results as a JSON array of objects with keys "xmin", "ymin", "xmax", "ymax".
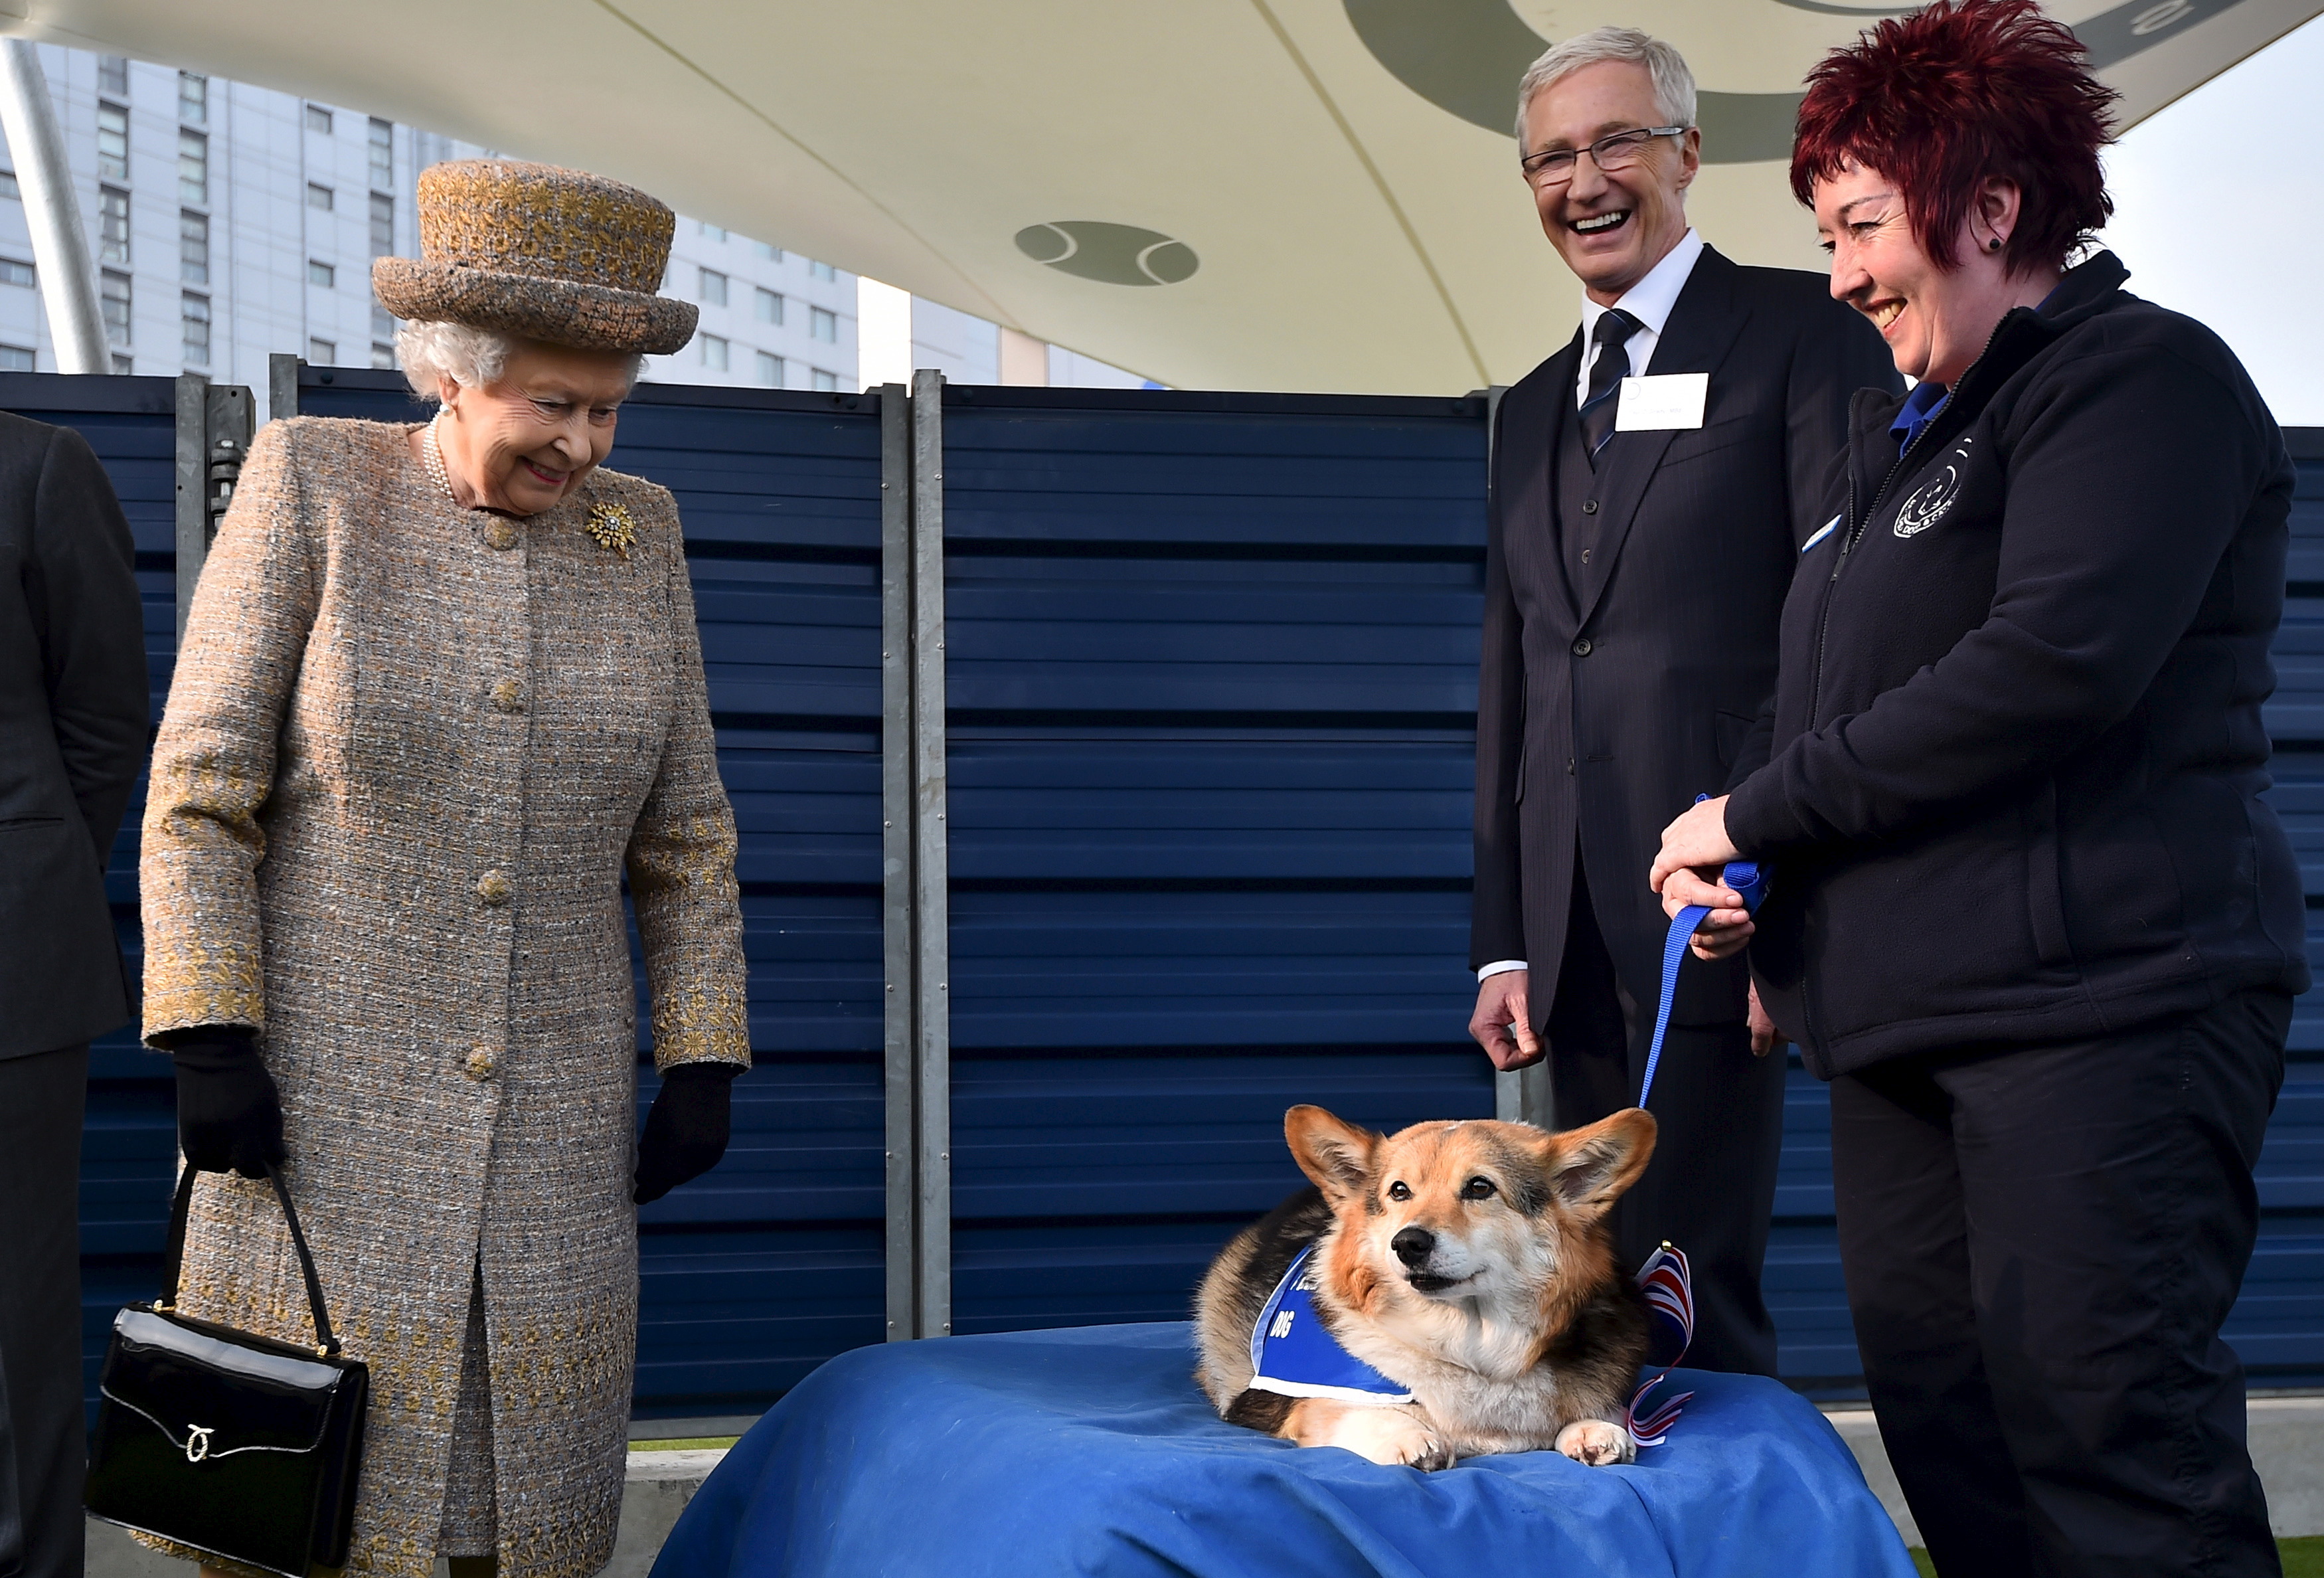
[
  {"xmin": 84, "ymin": 1398, "xmax": 2324, "ymax": 1571},
  {"xmin": 84, "ymin": 1447, "xmax": 732, "ymax": 1577}
]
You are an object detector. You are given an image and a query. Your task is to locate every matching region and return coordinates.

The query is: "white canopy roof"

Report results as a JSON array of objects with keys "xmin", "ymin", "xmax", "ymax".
[{"xmin": 13, "ymin": 0, "xmax": 2315, "ymax": 391}]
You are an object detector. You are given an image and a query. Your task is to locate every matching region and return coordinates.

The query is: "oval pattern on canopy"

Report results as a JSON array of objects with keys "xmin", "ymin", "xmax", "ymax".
[{"xmin": 1015, "ymin": 222, "xmax": 1201, "ymax": 286}]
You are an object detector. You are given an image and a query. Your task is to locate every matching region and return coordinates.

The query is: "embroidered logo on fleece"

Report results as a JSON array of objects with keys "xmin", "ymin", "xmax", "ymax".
[{"xmin": 1893, "ymin": 438, "xmax": 1973, "ymax": 539}]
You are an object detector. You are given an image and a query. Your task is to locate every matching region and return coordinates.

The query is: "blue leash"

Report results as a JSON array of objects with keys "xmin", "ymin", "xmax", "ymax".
[{"xmin": 1638, "ymin": 798, "xmax": 1768, "ymax": 1109}]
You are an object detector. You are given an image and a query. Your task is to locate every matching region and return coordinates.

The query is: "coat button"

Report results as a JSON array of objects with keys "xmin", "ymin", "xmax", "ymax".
[
  {"xmin": 482, "ymin": 519, "xmax": 519, "ymax": 551},
  {"xmin": 465, "ymin": 1047, "xmax": 497, "ymax": 1081},
  {"xmin": 1572, "ymin": 638, "xmax": 1593, "ymax": 656},
  {"xmin": 1581, "ymin": 499, "xmax": 1598, "ymax": 515},
  {"xmin": 476, "ymin": 870, "xmax": 511, "ymax": 907},
  {"xmin": 490, "ymin": 678, "xmax": 524, "ymax": 713}
]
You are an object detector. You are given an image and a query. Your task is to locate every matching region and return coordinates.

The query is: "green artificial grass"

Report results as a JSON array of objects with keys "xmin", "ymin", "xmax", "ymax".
[
  {"xmin": 1913, "ymin": 1540, "xmax": 2324, "ymax": 1576},
  {"xmin": 628, "ymin": 1435, "xmax": 740, "ymax": 1452}
]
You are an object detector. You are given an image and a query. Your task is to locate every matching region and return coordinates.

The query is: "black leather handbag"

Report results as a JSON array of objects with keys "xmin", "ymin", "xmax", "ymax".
[{"xmin": 84, "ymin": 1164, "xmax": 368, "ymax": 1577}]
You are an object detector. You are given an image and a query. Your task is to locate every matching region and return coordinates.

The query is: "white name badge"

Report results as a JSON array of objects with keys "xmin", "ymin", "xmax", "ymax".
[{"xmin": 1614, "ymin": 372, "xmax": 1708, "ymax": 432}]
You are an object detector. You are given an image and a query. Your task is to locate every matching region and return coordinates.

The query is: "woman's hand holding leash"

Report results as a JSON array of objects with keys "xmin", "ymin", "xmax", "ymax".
[{"xmin": 1649, "ymin": 795, "xmax": 1754, "ymax": 962}]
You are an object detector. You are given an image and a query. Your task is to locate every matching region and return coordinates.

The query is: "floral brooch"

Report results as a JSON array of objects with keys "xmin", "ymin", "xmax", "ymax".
[{"xmin": 584, "ymin": 501, "xmax": 638, "ymax": 557}]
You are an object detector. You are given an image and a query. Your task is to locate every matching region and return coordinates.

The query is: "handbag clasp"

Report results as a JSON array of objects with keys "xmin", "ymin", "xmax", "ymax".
[{"xmin": 183, "ymin": 1425, "xmax": 212, "ymax": 1464}]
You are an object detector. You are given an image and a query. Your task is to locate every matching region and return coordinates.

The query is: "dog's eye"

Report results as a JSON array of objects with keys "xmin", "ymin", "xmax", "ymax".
[
  {"xmin": 1461, "ymin": 1177, "xmax": 1497, "ymax": 1200},
  {"xmin": 1386, "ymin": 1181, "xmax": 1412, "ymax": 1201}
]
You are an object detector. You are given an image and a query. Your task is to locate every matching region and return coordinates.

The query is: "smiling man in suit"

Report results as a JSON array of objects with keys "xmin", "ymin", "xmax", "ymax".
[{"xmin": 1467, "ymin": 27, "xmax": 1899, "ymax": 1374}]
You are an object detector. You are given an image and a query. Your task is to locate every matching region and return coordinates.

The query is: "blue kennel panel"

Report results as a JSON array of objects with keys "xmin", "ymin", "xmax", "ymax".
[
  {"xmin": 936, "ymin": 386, "xmax": 1503, "ymax": 1336},
  {"xmin": 0, "ymin": 374, "xmax": 192, "ymax": 1419},
  {"xmin": 293, "ymin": 369, "xmax": 888, "ymax": 1416}
]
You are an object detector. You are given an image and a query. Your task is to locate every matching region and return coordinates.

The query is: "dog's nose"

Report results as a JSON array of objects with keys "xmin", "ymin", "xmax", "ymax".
[{"xmin": 1391, "ymin": 1227, "xmax": 1435, "ymax": 1267}]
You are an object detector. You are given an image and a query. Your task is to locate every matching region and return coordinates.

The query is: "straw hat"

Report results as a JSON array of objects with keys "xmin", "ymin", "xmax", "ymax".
[{"xmin": 372, "ymin": 161, "xmax": 699, "ymax": 355}]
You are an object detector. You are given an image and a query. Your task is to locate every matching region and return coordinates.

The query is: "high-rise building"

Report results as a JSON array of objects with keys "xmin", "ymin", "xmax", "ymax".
[{"xmin": 0, "ymin": 43, "xmax": 1147, "ymax": 416}]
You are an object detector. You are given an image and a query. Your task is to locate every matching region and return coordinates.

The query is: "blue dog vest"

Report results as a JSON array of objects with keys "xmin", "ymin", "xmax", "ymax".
[{"xmin": 1246, "ymin": 1245, "xmax": 1414, "ymax": 1405}]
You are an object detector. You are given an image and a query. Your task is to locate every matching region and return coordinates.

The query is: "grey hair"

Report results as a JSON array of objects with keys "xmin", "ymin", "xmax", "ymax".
[
  {"xmin": 1514, "ymin": 27, "xmax": 1697, "ymax": 148},
  {"xmin": 394, "ymin": 319, "xmax": 645, "ymax": 404}
]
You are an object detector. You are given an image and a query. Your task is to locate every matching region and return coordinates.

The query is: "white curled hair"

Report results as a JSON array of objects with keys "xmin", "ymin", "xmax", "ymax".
[
  {"xmin": 394, "ymin": 319, "xmax": 645, "ymax": 404},
  {"xmin": 1514, "ymin": 26, "xmax": 1697, "ymax": 146}
]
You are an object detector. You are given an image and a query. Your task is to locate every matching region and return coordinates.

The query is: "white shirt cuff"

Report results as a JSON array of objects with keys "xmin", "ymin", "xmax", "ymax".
[{"xmin": 1476, "ymin": 960, "xmax": 1528, "ymax": 983}]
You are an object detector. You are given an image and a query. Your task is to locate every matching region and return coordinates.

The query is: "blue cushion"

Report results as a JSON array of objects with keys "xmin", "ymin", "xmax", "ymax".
[{"xmin": 652, "ymin": 1321, "xmax": 1918, "ymax": 1577}]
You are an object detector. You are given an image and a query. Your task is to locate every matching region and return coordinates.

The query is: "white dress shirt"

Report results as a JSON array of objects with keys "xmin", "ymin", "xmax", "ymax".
[{"xmin": 1480, "ymin": 228, "xmax": 1708, "ymax": 986}]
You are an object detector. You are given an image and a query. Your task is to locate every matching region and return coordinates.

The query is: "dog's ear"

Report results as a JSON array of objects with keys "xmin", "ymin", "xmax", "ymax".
[
  {"xmin": 1545, "ymin": 1108, "xmax": 1657, "ymax": 1219},
  {"xmin": 1285, "ymin": 1105, "xmax": 1380, "ymax": 1205}
]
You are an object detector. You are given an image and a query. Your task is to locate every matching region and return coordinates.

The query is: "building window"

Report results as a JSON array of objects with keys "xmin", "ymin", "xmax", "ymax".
[
  {"xmin": 180, "ymin": 209, "xmax": 208, "ymax": 284},
  {"xmin": 811, "ymin": 368, "xmax": 838, "ymax": 392},
  {"xmin": 181, "ymin": 292, "xmax": 209, "ymax": 366},
  {"xmin": 98, "ymin": 56, "xmax": 127, "ymax": 96},
  {"xmin": 179, "ymin": 128, "xmax": 208, "ymax": 205},
  {"xmin": 307, "ymin": 182, "xmax": 334, "ymax": 211},
  {"xmin": 308, "ymin": 337, "xmax": 335, "ymax": 365},
  {"xmin": 371, "ymin": 341, "xmax": 396, "ymax": 370},
  {"xmin": 755, "ymin": 288, "xmax": 782, "ymax": 325},
  {"xmin": 305, "ymin": 104, "xmax": 333, "ymax": 135},
  {"xmin": 371, "ymin": 302, "xmax": 395, "ymax": 339},
  {"xmin": 369, "ymin": 192, "xmax": 392, "ymax": 257},
  {"xmin": 96, "ymin": 102, "xmax": 128, "ymax": 182},
  {"xmin": 98, "ymin": 187, "xmax": 129, "ymax": 265},
  {"xmin": 100, "ymin": 271, "xmax": 130, "ymax": 345},
  {"xmin": 700, "ymin": 220, "xmax": 724, "ymax": 241},
  {"xmin": 0, "ymin": 346, "xmax": 31, "ymax": 373},
  {"xmin": 698, "ymin": 268, "xmax": 727, "ymax": 307},
  {"xmin": 0, "ymin": 171, "xmax": 17, "ymax": 201},
  {"xmin": 809, "ymin": 260, "xmax": 837, "ymax": 282},
  {"xmin": 755, "ymin": 351, "xmax": 782, "ymax": 387},
  {"xmin": 809, "ymin": 306, "xmax": 837, "ymax": 342},
  {"xmin": 699, "ymin": 333, "xmax": 728, "ymax": 371},
  {"xmin": 753, "ymin": 240, "xmax": 780, "ymax": 261},
  {"xmin": 0, "ymin": 259, "xmax": 33, "ymax": 288},
  {"xmin": 308, "ymin": 260, "xmax": 335, "ymax": 288},
  {"xmin": 179, "ymin": 72, "xmax": 207, "ymax": 126},
  {"xmin": 368, "ymin": 117, "xmax": 392, "ymax": 189}
]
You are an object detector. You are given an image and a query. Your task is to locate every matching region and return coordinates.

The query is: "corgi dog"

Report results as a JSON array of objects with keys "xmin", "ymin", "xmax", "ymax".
[{"xmin": 1195, "ymin": 1104, "xmax": 1657, "ymax": 1471}]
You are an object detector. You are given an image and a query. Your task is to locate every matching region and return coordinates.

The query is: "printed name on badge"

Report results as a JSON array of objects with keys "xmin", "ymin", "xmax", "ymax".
[{"xmin": 1615, "ymin": 373, "xmax": 1708, "ymax": 432}]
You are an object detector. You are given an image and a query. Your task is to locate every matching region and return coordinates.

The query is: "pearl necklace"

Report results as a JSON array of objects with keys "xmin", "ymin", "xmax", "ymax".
[{"xmin": 421, "ymin": 412, "xmax": 461, "ymax": 506}]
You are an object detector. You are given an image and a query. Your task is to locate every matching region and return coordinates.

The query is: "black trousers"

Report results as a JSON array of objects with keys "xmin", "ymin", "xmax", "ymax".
[
  {"xmin": 0, "ymin": 1044, "xmax": 85, "ymax": 1578},
  {"xmin": 1833, "ymin": 989, "xmax": 2289, "ymax": 1578},
  {"xmin": 1546, "ymin": 861, "xmax": 1785, "ymax": 1376}
]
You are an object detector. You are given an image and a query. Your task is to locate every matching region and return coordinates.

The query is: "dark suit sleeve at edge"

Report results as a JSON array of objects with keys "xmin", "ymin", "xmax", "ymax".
[
  {"xmin": 1470, "ymin": 394, "xmax": 1527, "ymax": 970},
  {"xmin": 1722, "ymin": 288, "xmax": 1897, "ymax": 798},
  {"xmin": 31, "ymin": 425, "xmax": 148, "ymax": 867}
]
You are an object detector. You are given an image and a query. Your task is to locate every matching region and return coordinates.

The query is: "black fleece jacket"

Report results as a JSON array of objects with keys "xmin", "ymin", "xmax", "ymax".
[{"xmin": 1725, "ymin": 252, "xmax": 2309, "ymax": 1077}]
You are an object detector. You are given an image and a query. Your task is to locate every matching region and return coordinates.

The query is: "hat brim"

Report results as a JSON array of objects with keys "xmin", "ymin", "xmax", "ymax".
[{"xmin": 373, "ymin": 258, "xmax": 699, "ymax": 355}]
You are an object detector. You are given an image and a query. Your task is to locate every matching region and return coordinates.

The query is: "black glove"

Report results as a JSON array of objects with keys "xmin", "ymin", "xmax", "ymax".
[
  {"xmin": 634, "ymin": 1062, "xmax": 742, "ymax": 1204},
  {"xmin": 165, "ymin": 1026, "xmax": 286, "ymax": 1179}
]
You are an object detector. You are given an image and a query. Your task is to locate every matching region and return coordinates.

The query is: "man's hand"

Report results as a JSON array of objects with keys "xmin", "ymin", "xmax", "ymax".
[
  {"xmin": 1652, "ymin": 794, "xmax": 1754, "ymax": 960},
  {"xmin": 1469, "ymin": 970, "xmax": 1542, "ymax": 1071},
  {"xmin": 1748, "ymin": 980, "xmax": 1781, "ymax": 1057}
]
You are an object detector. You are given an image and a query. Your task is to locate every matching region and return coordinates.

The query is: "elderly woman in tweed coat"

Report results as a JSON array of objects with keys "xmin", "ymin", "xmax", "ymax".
[{"xmin": 138, "ymin": 162, "xmax": 748, "ymax": 1578}]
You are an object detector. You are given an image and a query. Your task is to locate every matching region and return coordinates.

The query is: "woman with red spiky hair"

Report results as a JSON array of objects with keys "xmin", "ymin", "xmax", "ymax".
[{"xmin": 1649, "ymin": 2, "xmax": 2305, "ymax": 1571}]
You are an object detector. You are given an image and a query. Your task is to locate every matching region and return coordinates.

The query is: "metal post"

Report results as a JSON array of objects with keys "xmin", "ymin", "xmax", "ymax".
[
  {"xmin": 910, "ymin": 368, "xmax": 952, "ymax": 1340},
  {"xmin": 0, "ymin": 41, "xmax": 107, "ymax": 373},
  {"xmin": 173, "ymin": 374, "xmax": 207, "ymax": 644},
  {"xmin": 171, "ymin": 379, "xmax": 258, "ymax": 643},
  {"xmin": 268, "ymin": 353, "xmax": 302, "ymax": 424},
  {"xmin": 879, "ymin": 383, "xmax": 918, "ymax": 1340}
]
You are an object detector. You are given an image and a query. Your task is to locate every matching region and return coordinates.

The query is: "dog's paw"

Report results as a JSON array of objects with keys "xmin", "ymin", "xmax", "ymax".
[
  {"xmin": 1327, "ymin": 1406, "xmax": 1454, "ymax": 1471},
  {"xmin": 1555, "ymin": 1419, "xmax": 1635, "ymax": 1466}
]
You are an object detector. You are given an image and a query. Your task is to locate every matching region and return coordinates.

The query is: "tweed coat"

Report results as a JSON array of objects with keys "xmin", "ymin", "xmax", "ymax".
[{"xmin": 139, "ymin": 416, "xmax": 750, "ymax": 1578}]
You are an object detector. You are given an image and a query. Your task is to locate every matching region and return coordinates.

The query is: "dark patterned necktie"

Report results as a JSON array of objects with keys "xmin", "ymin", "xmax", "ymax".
[{"xmin": 1579, "ymin": 308, "xmax": 1643, "ymax": 458}]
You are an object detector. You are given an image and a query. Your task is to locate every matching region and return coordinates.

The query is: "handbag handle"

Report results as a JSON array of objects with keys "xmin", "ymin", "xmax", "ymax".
[{"xmin": 154, "ymin": 1163, "xmax": 343, "ymax": 1358}]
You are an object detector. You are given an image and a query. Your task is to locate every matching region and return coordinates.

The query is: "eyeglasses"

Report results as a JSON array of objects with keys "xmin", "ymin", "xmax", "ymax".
[{"xmin": 1520, "ymin": 126, "xmax": 1688, "ymax": 187}]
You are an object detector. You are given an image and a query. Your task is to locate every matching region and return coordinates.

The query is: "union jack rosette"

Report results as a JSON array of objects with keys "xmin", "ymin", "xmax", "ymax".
[{"xmin": 1625, "ymin": 1242, "xmax": 1697, "ymax": 1448}]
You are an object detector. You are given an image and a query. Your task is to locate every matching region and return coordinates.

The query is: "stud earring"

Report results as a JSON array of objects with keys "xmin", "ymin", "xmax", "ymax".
[{"xmin": 1988, "ymin": 236, "xmax": 2004, "ymax": 252}]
